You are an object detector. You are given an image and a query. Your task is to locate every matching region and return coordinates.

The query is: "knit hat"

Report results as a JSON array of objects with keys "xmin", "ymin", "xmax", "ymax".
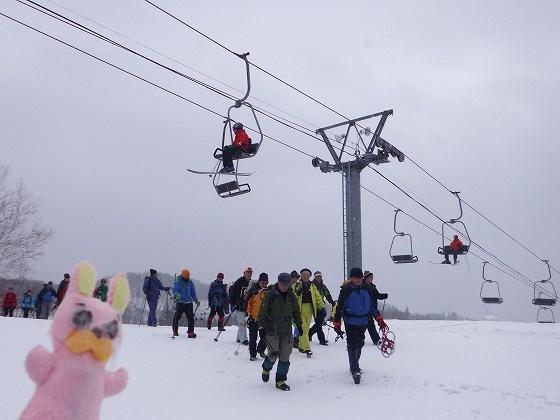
[
  {"xmin": 290, "ymin": 270, "xmax": 300, "ymax": 279},
  {"xmin": 363, "ymin": 270, "xmax": 373, "ymax": 280},
  {"xmin": 64, "ymin": 273, "xmax": 70, "ymax": 279},
  {"xmin": 243, "ymin": 266, "xmax": 253, "ymax": 273},
  {"xmin": 278, "ymin": 272, "xmax": 291, "ymax": 285},
  {"xmin": 314, "ymin": 271, "xmax": 322, "ymax": 277},
  {"xmin": 217, "ymin": 273, "xmax": 224, "ymax": 279},
  {"xmin": 149, "ymin": 269, "xmax": 157, "ymax": 276},
  {"xmin": 258, "ymin": 272, "xmax": 269, "ymax": 282},
  {"xmin": 349, "ymin": 267, "xmax": 363, "ymax": 279},
  {"xmin": 181, "ymin": 269, "xmax": 190, "ymax": 278},
  {"xmin": 300, "ymin": 268, "xmax": 312, "ymax": 275},
  {"xmin": 47, "ymin": 281, "xmax": 53, "ymax": 286}
]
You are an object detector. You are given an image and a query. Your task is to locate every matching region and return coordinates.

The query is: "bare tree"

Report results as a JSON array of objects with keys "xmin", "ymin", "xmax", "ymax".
[{"xmin": 0, "ymin": 165, "xmax": 52, "ymax": 277}]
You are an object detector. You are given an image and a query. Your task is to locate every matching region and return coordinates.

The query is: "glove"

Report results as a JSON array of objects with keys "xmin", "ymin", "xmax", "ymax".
[
  {"xmin": 378, "ymin": 293, "xmax": 388, "ymax": 300},
  {"xmin": 333, "ymin": 320, "xmax": 342, "ymax": 334},
  {"xmin": 375, "ymin": 315, "xmax": 389, "ymax": 333},
  {"xmin": 165, "ymin": 287, "xmax": 170, "ymax": 292}
]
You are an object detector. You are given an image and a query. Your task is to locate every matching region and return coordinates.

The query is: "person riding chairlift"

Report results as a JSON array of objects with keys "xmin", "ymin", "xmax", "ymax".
[
  {"xmin": 442, "ymin": 235, "xmax": 464, "ymax": 265},
  {"xmin": 219, "ymin": 122, "xmax": 252, "ymax": 173}
]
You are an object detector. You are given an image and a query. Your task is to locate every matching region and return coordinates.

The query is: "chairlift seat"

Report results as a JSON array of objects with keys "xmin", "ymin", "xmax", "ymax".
[
  {"xmin": 215, "ymin": 180, "xmax": 251, "ymax": 198},
  {"xmin": 214, "ymin": 143, "xmax": 260, "ymax": 161},
  {"xmin": 438, "ymin": 245, "xmax": 469, "ymax": 256},
  {"xmin": 391, "ymin": 255, "xmax": 418, "ymax": 264},
  {"xmin": 481, "ymin": 297, "xmax": 503, "ymax": 304},
  {"xmin": 532, "ymin": 298, "xmax": 557, "ymax": 307}
]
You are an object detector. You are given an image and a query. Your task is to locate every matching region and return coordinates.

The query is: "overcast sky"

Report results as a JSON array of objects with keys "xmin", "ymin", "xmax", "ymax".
[{"xmin": 1, "ymin": 0, "xmax": 559, "ymax": 321}]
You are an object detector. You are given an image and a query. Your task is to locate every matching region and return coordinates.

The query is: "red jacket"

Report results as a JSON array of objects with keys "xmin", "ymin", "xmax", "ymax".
[
  {"xmin": 2, "ymin": 291, "xmax": 17, "ymax": 309},
  {"xmin": 233, "ymin": 130, "xmax": 251, "ymax": 152},
  {"xmin": 449, "ymin": 238, "xmax": 464, "ymax": 251},
  {"xmin": 57, "ymin": 279, "xmax": 69, "ymax": 302}
]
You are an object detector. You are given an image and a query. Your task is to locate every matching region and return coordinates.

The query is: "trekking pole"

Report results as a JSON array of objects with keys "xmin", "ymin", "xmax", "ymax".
[
  {"xmin": 214, "ymin": 312, "xmax": 233, "ymax": 342},
  {"xmin": 233, "ymin": 340, "xmax": 243, "ymax": 356},
  {"xmin": 137, "ymin": 299, "xmax": 147, "ymax": 326}
]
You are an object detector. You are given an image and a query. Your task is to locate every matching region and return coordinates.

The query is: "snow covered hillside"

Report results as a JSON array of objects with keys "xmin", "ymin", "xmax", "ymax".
[{"xmin": 4, "ymin": 317, "xmax": 560, "ymax": 420}]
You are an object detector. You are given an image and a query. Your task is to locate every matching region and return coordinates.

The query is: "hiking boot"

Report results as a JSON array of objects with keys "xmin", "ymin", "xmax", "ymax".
[
  {"xmin": 187, "ymin": 332, "xmax": 197, "ymax": 338},
  {"xmin": 441, "ymin": 260, "xmax": 451, "ymax": 264},
  {"xmin": 250, "ymin": 356, "xmax": 257, "ymax": 361},
  {"xmin": 259, "ymin": 352, "xmax": 267, "ymax": 359},
  {"xmin": 173, "ymin": 331, "xmax": 179, "ymax": 337},
  {"xmin": 298, "ymin": 348, "xmax": 306, "ymax": 353},
  {"xmin": 262, "ymin": 369, "xmax": 270, "ymax": 383},
  {"xmin": 305, "ymin": 350, "xmax": 313, "ymax": 358},
  {"xmin": 242, "ymin": 340, "xmax": 249, "ymax": 346},
  {"xmin": 352, "ymin": 371, "xmax": 361, "ymax": 384},
  {"xmin": 276, "ymin": 381, "xmax": 291, "ymax": 391},
  {"xmin": 319, "ymin": 341, "xmax": 329, "ymax": 346}
]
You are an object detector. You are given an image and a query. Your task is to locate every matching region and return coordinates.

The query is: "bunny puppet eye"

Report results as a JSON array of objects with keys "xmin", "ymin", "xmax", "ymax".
[
  {"xmin": 105, "ymin": 320, "xmax": 119, "ymax": 340},
  {"xmin": 72, "ymin": 309, "xmax": 93, "ymax": 328}
]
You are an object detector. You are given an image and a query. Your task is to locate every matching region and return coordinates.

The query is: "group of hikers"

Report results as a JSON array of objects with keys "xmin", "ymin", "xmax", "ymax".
[
  {"xmin": 1, "ymin": 274, "xmax": 109, "ymax": 319},
  {"xmin": 143, "ymin": 265, "xmax": 390, "ymax": 388}
]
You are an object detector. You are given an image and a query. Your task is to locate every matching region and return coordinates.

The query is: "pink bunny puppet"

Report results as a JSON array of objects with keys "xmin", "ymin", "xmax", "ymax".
[{"xmin": 21, "ymin": 261, "xmax": 130, "ymax": 420}]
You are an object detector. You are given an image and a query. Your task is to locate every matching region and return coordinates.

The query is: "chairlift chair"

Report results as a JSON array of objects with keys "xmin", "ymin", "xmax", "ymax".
[
  {"xmin": 389, "ymin": 209, "xmax": 418, "ymax": 264},
  {"xmin": 437, "ymin": 192, "xmax": 471, "ymax": 256},
  {"xmin": 480, "ymin": 262, "xmax": 503, "ymax": 304},
  {"xmin": 212, "ymin": 53, "xmax": 264, "ymax": 198},
  {"xmin": 532, "ymin": 260, "xmax": 557, "ymax": 323}
]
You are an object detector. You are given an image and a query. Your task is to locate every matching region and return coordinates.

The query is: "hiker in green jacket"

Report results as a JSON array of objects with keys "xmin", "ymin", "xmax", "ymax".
[
  {"xmin": 93, "ymin": 279, "xmax": 108, "ymax": 302},
  {"xmin": 309, "ymin": 271, "xmax": 336, "ymax": 345},
  {"xmin": 258, "ymin": 273, "xmax": 303, "ymax": 391}
]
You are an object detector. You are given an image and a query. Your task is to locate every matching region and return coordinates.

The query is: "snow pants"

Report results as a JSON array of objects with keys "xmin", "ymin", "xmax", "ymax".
[
  {"xmin": 298, "ymin": 303, "xmax": 313, "ymax": 351},
  {"xmin": 309, "ymin": 307, "xmax": 327, "ymax": 343},
  {"xmin": 222, "ymin": 145, "xmax": 243, "ymax": 169},
  {"xmin": 234, "ymin": 310, "xmax": 248, "ymax": 342},
  {"xmin": 345, "ymin": 323, "xmax": 367, "ymax": 374},
  {"xmin": 367, "ymin": 316, "xmax": 380, "ymax": 344},
  {"xmin": 3, "ymin": 307, "xmax": 14, "ymax": 317},
  {"xmin": 263, "ymin": 335, "xmax": 292, "ymax": 382},
  {"xmin": 23, "ymin": 308, "xmax": 31, "ymax": 318},
  {"xmin": 173, "ymin": 302, "xmax": 195, "ymax": 334},
  {"xmin": 248, "ymin": 318, "xmax": 267, "ymax": 358},
  {"xmin": 147, "ymin": 298, "xmax": 159, "ymax": 326},
  {"xmin": 40, "ymin": 302, "xmax": 51, "ymax": 320}
]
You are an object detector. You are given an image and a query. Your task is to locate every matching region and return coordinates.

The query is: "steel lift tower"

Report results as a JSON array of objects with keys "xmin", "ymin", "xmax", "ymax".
[{"xmin": 312, "ymin": 110, "xmax": 405, "ymax": 277}]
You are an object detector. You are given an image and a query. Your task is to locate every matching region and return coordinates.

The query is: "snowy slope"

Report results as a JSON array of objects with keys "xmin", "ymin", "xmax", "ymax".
[{"xmin": 4, "ymin": 317, "xmax": 560, "ymax": 420}]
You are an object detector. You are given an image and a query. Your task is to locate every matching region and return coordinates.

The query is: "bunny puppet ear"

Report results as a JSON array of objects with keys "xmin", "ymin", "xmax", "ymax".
[
  {"xmin": 108, "ymin": 274, "xmax": 130, "ymax": 313},
  {"xmin": 69, "ymin": 261, "xmax": 97, "ymax": 297}
]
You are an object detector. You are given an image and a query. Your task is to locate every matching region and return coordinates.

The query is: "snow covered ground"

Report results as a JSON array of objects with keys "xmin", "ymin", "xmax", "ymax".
[{"xmin": 4, "ymin": 317, "xmax": 560, "ymax": 420}]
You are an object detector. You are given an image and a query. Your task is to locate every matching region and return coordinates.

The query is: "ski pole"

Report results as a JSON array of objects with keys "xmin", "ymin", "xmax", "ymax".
[
  {"xmin": 137, "ymin": 299, "xmax": 147, "ymax": 326},
  {"xmin": 214, "ymin": 312, "xmax": 233, "ymax": 342}
]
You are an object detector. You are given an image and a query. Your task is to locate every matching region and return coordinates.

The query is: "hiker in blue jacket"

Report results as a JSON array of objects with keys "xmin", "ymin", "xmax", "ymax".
[
  {"xmin": 333, "ymin": 267, "xmax": 389, "ymax": 384},
  {"xmin": 207, "ymin": 272, "xmax": 229, "ymax": 330},
  {"xmin": 172, "ymin": 269, "xmax": 199, "ymax": 338},
  {"xmin": 20, "ymin": 289, "xmax": 34, "ymax": 318},
  {"xmin": 143, "ymin": 269, "xmax": 170, "ymax": 327}
]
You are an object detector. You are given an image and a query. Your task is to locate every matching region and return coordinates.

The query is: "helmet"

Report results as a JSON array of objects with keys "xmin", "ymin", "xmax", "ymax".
[{"xmin": 232, "ymin": 122, "xmax": 244, "ymax": 131}]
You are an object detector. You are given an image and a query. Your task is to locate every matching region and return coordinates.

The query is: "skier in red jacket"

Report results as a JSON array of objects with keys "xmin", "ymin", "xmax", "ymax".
[
  {"xmin": 442, "ymin": 235, "xmax": 464, "ymax": 264},
  {"xmin": 220, "ymin": 122, "xmax": 252, "ymax": 173},
  {"xmin": 2, "ymin": 287, "xmax": 17, "ymax": 317}
]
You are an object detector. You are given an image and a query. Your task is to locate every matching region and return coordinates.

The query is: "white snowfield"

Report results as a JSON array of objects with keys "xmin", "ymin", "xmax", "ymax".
[{"xmin": 4, "ymin": 317, "xmax": 560, "ymax": 420}]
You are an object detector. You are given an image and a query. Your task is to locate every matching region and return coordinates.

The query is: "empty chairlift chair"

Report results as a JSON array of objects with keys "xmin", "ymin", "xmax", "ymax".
[
  {"xmin": 532, "ymin": 260, "xmax": 557, "ymax": 323},
  {"xmin": 480, "ymin": 262, "xmax": 503, "ymax": 304},
  {"xmin": 389, "ymin": 209, "xmax": 418, "ymax": 264}
]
